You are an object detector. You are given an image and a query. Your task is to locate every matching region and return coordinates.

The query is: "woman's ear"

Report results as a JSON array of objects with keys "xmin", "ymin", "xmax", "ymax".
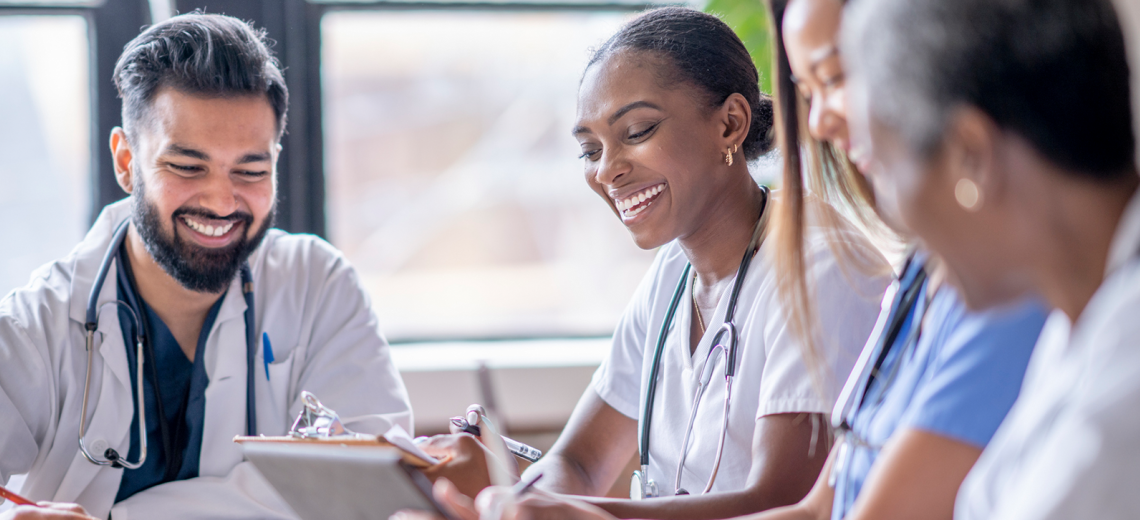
[
  {"xmin": 720, "ymin": 92, "xmax": 753, "ymax": 148},
  {"xmin": 942, "ymin": 107, "xmax": 1000, "ymax": 212},
  {"xmin": 110, "ymin": 127, "xmax": 135, "ymax": 194}
]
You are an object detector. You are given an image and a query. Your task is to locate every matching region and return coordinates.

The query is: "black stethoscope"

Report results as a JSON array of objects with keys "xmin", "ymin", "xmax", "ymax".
[
  {"xmin": 78, "ymin": 219, "xmax": 259, "ymax": 471},
  {"xmin": 631, "ymin": 186, "xmax": 770, "ymax": 499},
  {"xmin": 828, "ymin": 252, "xmax": 929, "ymax": 486}
]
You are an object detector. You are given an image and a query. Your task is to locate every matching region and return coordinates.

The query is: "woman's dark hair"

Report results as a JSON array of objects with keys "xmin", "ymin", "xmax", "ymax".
[
  {"xmin": 114, "ymin": 12, "xmax": 289, "ymax": 142},
  {"xmin": 587, "ymin": 6, "xmax": 775, "ymax": 160}
]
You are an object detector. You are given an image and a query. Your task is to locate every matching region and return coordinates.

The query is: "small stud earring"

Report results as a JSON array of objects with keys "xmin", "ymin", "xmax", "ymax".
[
  {"xmin": 724, "ymin": 147, "xmax": 734, "ymax": 166},
  {"xmin": 955, "ymin": 178, "xmax": 982, "ymax": 211}
]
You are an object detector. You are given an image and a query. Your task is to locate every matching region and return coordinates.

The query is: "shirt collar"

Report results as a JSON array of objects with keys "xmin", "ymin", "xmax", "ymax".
[{"xmin": 1106, "ymin": 185, "xmax": 1140, "ymax": 275}]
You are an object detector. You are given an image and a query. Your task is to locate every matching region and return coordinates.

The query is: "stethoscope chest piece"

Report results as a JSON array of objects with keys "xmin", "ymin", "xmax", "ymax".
[{"xmin": 630, "ymin": 467, "xmax": 659, "ymax": 499}]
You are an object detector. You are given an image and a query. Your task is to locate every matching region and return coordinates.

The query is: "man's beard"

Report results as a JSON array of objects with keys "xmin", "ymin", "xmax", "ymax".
[{"xmin": 132, "ymin": 178, "xmax": 274, "ymax": 293}]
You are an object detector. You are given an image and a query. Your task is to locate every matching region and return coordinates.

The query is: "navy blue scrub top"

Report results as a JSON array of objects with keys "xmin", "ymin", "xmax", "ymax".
[{"xmin": 114, "ymin": 243, "xmax": 225, "ymax": 503}]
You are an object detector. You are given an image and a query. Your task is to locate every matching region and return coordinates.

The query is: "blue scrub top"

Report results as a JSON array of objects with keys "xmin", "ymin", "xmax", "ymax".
[
  {"xmin": 113, "ymin": 243, "xmax": 224, "ymax": 503},
  {"xmin": 830, "ymin": 255, "xmax": 1048, "ymax": 520}
]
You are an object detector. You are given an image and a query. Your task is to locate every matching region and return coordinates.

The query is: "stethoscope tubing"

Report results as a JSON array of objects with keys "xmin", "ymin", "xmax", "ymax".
[
  {"xmin": 638, "ymin": 186, "xmax": 769, "ymax": 496},
  {"xmin": 828, "ymin": 254, "xmax": 929, "ymax": 490},
  {"xmin": 78, "ymin": 219, "xmax": 258, "ymax": 470}
]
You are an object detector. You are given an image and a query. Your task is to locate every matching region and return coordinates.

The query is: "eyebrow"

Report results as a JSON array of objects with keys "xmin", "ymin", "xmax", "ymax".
[
  {"xmin": 572, "ymin": 100, "xmax": 664, "ymax": 136},
  {"xmin": 162, "ymin": 144, "xmax": 209, "ymax": 161},
  {"xmin": 809, "ymin": 45, "xmax": 840, "ymax": 73},
  {"xmin": 608, "ymin": 101, "xmax": 662, "ymax": 125},
  {"xmin": 237, "ymin": 152, "xmax": 272, "ymax": 164},
  {"xmin": 160, "ymin": 144, "xmax": 271, "ymax": 164}
]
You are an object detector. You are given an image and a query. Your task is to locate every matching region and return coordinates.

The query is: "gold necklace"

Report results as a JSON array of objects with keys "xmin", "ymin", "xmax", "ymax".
[{"xmin": 692, "ymin": 270, "xmax": 707, "ymax": 335}]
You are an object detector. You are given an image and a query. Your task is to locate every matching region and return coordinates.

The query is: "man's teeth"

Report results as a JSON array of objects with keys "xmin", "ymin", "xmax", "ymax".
[
  {"xmin": 616, "ymin": 184, "xmax": 665, "ymax": 212},
  {"xmin": 183, "ymin": 217, "xmax": 235, "ymax": 237}
]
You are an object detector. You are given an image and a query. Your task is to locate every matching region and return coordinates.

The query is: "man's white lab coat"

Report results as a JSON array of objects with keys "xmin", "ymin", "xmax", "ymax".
[{"xmin": 0, "ymin": 200, "xmax": 412, "ymax": 519}]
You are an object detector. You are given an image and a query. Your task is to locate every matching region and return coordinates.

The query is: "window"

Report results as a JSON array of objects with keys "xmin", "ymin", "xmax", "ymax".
[
  {"xmin": 0, "ymin": 15, "xmax": 91, "ymax": 297},
  {"xmin": 322, "ymin": 10, "xmax": 657, "ymax": 341}
]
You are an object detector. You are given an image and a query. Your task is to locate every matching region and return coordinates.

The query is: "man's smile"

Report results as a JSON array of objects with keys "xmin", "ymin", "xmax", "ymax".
[{"xmin": 177, "ymin": 214, "xmax": 246, "ymax": 247}]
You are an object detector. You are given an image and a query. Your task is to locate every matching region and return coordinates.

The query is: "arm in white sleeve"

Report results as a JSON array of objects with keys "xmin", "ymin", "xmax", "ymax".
[
  {"xmin": 287, "ymin": 246, "xmax": 412, "ymax": 434},
  {"xmin": 0, "ymin": 309, "xmax": 55, "ymax": 484}
]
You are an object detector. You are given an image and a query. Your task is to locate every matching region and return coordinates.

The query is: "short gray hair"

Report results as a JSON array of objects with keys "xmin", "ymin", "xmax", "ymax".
[{"xmin": 841, "ymin": 0, "xmax": 1135, "ymax": 178}]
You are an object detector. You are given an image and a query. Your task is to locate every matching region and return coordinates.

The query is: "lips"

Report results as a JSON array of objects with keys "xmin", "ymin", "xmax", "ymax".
[
  {"xmin": 177, "ymin": 214, "xmax": 244, "ymax": 247},
  {"xmin": 181, "ymin": 216, "xmax": 234, "ymax": 237},
  {"xmin": 614, "ymin": 183, "xmax": 666, "ymax": 219}
]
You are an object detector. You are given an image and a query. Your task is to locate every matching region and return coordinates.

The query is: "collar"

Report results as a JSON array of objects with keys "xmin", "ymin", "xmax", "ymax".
[
  {"xmin": 66, "ymin": 200, "xmax": 249, "ymax": 328},
  {"xmin": 1105, "ymin": 185, "xmax": 1140, "ymax": 275}
]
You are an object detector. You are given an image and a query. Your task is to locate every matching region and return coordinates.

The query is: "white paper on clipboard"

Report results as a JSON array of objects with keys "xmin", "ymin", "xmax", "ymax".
[
  {"xmin": 243, "ymin": 442, "xmax": 449, "ymax": 520},
  {"xmin": 383, "ymin": 424, "xmax": 440, "ymax": 465}
]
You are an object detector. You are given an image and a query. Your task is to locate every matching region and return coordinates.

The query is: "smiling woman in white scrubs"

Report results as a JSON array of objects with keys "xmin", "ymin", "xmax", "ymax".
[
  {"xmin": 416, "ymin": 8, "xmax": 890, "ymax": 520},
  {"xmin": 839, "ymin": 0, "xmax": 1140, "ymax": 517}
]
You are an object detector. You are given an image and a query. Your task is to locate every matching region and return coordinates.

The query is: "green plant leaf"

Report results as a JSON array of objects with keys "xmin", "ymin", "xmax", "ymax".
[{"xmin": 703, "ymin": 0, "xmax": 774, "ymax": 94}]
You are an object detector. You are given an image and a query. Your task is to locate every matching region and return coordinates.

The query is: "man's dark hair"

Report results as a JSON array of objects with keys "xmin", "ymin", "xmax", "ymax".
[
  {"xmin": 843, "ymin": 0, "xmax": 1134, "ymax": 179},
  {"xmin": 587, "ymin": 7, "xmax": 775, "ymax": 161},
  {"xmin": 113, "ymin": 12, "xmax": 288, "ymax": 142}
]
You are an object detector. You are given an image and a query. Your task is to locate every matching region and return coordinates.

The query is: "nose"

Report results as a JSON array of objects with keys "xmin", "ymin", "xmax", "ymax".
[
  {"xmin": 592, "ymin": 149, "xmax": 630, "ymax": 187},
  {"xmin": 807, "ymin": 95, "xmax": 846, "ymax": 145},
  {"xmin": 197, "ymin": 170, "xmax": 240, "ymax": 217}
]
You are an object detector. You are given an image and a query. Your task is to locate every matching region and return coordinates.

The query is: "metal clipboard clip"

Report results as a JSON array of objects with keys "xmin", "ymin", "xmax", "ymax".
[{"xmin": 289, "ymin": 391, "xmax": 352, "ymax": 439}]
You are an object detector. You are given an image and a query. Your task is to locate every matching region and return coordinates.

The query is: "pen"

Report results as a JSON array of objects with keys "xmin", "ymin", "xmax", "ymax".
[
  {"xmin": 510, "ymin": 472, "xmax": 543, "ymax": 496},
  {"xmin": 0, "ymin": 483, "xmax": 37, "ymax": 507},
  {"xmin": 449, "ymin": 417, "xmax": 544, "ymax": 463},
  {"xmin": 262, "ymin": 332, "xmax": 275, "ymax": 380}
]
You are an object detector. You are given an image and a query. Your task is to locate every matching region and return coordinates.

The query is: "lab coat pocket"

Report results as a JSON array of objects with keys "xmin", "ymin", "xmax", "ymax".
[{"xmin": 257, "ymin": 348, "xmax": 298, "ymax": 435}]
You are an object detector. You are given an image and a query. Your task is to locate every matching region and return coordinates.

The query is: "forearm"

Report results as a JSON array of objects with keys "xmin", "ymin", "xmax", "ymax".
[
  {"xmin": 579, "ymin": 488, "xmax": 809, "ymax": 520},
  {"xmin": 524, "ymin": 452, "xmax": 605, "ymax": 497}
]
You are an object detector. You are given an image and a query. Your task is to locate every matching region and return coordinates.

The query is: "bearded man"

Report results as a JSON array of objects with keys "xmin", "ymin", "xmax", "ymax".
[{"xmin": 0, "ymin": 13, "xmax": 411, "ymax": 520}]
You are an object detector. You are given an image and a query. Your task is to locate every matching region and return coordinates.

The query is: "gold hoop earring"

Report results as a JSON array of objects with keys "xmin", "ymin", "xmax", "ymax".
[
  {"xmin": 724, "ymin": 147, "xmax": 734, "ymax": 166},
  {"xmin": 955, "ymin": 178, "xmax": 982, "ymax": 211}
]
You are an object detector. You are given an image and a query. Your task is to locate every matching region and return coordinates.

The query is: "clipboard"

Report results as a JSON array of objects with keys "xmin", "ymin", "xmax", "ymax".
[
  {"xmin": 237, "ymin": 392, "xmax": 452, "ymax": 520},
  {"xmin": 243, "ymin": 442, "xmax": 452, "ymax": 520},
  {"xmin": 234, "ymin": 433, "xmax": 437, "ymax": 468},
  {"xmin": 234, "ymin": 391, "xmax": 440, "ymax": 468}
]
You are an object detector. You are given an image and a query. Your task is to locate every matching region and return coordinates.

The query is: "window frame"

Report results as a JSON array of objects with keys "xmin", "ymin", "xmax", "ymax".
[{"xmin": 3, "ymin": 0, "xmax": 672, "ymax": 237}]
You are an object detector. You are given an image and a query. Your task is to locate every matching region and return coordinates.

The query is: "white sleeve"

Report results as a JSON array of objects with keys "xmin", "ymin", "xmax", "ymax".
[
  {"xmin": 755, "ymin": 240, "xmax": 887, "ymax": 418},
  {"xmin": 110, "ymin": 461, "xmax": 293, "ymax": 520},
  {"xmin": 986, "ymin": 305, "xmax": 1140, "ymax": 520},
  {"xmin": 289, "ymin": 240, "xmax": 413, "ymax": 434},
  {"xmin": 0, "ymin": 310, "xmax": 52, "ymax": 483},
  {"xmin": 589, "ymin": 251, "xmax": 666, "ymax": 420}
]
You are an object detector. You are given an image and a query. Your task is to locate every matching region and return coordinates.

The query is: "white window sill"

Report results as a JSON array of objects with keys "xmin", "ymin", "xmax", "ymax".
[{"xmin": 390, "ymin": 337, "xmax": 610, "ymax": 434}]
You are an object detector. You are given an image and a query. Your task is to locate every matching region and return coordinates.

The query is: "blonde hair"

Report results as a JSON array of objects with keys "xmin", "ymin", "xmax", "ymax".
[{"xmin": 767, "ymin": 0, "xmax": 899, "ymax": 386}]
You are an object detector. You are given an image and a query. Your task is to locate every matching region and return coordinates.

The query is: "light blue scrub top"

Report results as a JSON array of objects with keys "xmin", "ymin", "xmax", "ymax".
[{"xmin": 830, "ymin": 258, "xmax": 1048, "ymax": 520}]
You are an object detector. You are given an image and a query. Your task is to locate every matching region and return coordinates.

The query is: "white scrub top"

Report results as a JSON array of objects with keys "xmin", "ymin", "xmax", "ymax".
[
  {"xmin": 591, "ymin": 211, "xmax": 889, "ymax": 494},
  {"xmin": 956, "ymin": 188, "xmax": 1140, "ymax": 519}
]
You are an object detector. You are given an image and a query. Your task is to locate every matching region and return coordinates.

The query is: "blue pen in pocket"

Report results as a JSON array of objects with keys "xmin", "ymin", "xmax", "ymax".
[{"xmin": 262, "ymin": 332, "xmax": 275, "ymax": 380}]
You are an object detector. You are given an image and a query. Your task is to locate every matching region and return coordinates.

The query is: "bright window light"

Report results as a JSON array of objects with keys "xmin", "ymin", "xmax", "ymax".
[
  {"xmin": 0, "ymin": 15, "xmax": 91, "ymax": 298},
  {"xmin": 322, "ymin": 10, "xmax": 656, "ymax": 342}
]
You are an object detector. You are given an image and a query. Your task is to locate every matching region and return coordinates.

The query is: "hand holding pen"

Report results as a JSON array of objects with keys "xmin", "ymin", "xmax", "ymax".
[
  {"xmin": 0, "ymin": 485, "xmax": 96, "ymax": 520},
  {"xmin": 449, "ymin": 405, "xmax": 543, "ymax": 463},
  {"xmin": 392, "ymin": 472, "xmax": 613, "ymax": 520}
]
